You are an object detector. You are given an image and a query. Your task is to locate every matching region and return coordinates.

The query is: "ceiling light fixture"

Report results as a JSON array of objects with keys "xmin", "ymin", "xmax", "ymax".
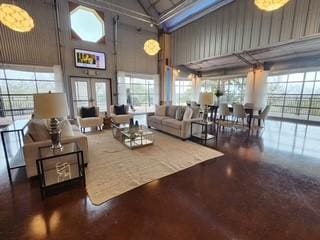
[
  {"xmin": 144, "ymin": 39, "xmax": 160, "ymax": 56},
  {"xmin": 0, "ymin": 3, "xmax": 34, "ymax": 32},
  {"xmin": 255, "ymin": 0, "xmax": 290, "ymax": 11}
]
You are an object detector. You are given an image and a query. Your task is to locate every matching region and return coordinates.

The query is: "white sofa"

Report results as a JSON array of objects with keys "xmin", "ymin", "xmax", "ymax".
[
  {"xmin": 23, "ymin": 120, "xmax": 89, "ymax": 178},
  {"xmin": 147, "ymin": 105, "xmax": 202, "ymax": 139}
]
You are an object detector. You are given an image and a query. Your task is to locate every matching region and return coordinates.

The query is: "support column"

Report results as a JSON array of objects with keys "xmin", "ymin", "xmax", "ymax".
[
  {"xmin": 244, "ymin": 69, "xmax": 269, "ymax": 109},
  {"xmin": 159, "ymin": 33, "xmax": 172, "ymax": 105}
]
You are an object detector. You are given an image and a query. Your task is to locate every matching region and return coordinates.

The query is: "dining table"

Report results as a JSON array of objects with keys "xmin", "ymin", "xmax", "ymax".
[{"xmin": 208, "ymin": 105, "xmax": 262, "ymax": 131}]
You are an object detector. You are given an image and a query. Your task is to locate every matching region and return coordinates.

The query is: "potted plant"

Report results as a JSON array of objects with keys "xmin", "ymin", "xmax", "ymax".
[{"xmin": 214, "ymin": 89, "xmax": 224, "ymax": 105}]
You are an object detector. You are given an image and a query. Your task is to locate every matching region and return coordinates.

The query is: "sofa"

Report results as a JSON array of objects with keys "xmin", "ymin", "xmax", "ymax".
[
  {"xmin": 77, "ymin": 106, "xmax": 103, "ymax": 133},
  {"xmin": 147, "ymin": 105, "xmax": 202, "ymax": 139},
  {"xmin": 110, "ymin": 105, "xmax": 133, "ymax": 124},
  {"xmin": 23, "ymin": 119, "xmax": 89, "ymax": 178}
]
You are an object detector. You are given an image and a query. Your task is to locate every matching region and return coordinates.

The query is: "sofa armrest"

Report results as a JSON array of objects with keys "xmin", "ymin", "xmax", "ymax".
[{"xmin": 181, "ymin": 118, "xmax": 203, "ymax": 139}]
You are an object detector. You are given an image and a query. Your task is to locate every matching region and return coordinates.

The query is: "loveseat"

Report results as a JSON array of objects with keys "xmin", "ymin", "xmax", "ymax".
[
  {"xmin": 147, "ymin": 105, "xmax": 202, "ymax": 139},
  {"xmin": 23, "ymin": 119, "xmax": 89, "ymax": 178}
]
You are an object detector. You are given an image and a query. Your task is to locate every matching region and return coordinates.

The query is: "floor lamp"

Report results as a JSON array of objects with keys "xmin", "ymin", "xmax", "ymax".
[{"xmin": 33, "ymin": 92, "xmax": 69, "ymax": 152}]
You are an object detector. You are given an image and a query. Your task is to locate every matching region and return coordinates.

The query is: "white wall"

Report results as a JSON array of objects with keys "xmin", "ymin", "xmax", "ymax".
[
  {"xmin": 0, "ymin": 0, "xmax": 158, "ymax": 109},
  {"xmin": 244, "ymin": 70, "xmax": 268, "ymax": 108}
]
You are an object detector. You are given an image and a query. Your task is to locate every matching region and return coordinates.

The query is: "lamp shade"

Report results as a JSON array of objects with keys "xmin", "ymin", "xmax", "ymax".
[
  {"xmin": 34, "ymin": 93, "xmax": 69, "ymax": 119},
  {"xmin": 199, "ymin": 92, "xmax": 214, "ymax": 105}
]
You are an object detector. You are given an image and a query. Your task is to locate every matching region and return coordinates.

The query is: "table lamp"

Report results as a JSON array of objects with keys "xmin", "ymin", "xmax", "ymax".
[
  {"xmin": 33, "ymin": 92, "xmax": 69, "ymax": 152},
  {"xmin": 199, "ymin": 92, "xmax": 213, "ymax": 123}
]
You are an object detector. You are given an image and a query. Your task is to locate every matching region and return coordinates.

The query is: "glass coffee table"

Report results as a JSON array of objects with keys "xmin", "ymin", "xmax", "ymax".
[{"xmin": 112, "ymin": 123, "xmax": 154, "ymax": 149}]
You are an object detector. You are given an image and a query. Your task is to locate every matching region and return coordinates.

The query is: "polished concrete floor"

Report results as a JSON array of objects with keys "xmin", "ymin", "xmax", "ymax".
[{"xmin": 1, "ymin": 120, "xmax": 320, "ymax": 239}]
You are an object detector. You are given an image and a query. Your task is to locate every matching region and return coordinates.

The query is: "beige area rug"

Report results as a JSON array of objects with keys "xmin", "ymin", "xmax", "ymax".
[{"xmin": 86, "ymin": 130, "xmax": 223, "ymax": 205}]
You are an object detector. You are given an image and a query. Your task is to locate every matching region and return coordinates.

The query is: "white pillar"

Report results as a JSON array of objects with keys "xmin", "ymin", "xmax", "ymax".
[
  {"xmin": 192, "ymin": 75, "xmax": 201, "ymax": 102},
  {"xmin": 244, "ymin": 69, "xmax": 269, "ymax": 109}
]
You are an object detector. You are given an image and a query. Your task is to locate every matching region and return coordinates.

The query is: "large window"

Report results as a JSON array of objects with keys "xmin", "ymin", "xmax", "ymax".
[
  {"xmin": 267, "ymin": 71, "xmax": 320, "ymax": 122},
  {"xmin": 0, "ymin": 66, "xmax": 60, "ymax": 125},
  {"xmin": 70, "ymin": 5, "xmax": 105, "ymax": 43},
  {"xmin": 174, "ymin": 78, "xmax": 193, "ymax": 105},
  {"xmin": 117, "ymin": 72, "xmax": 159, "ymax": 113},
  {"xmin": 201, "ymin": 77, "xmax": 246, "ymax": 103}
]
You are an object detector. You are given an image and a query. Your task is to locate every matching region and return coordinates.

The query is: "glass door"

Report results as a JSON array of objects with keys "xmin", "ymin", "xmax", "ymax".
[{"xmin": 71, "ymin": 77, "xmax": 111, "ymax": 117}]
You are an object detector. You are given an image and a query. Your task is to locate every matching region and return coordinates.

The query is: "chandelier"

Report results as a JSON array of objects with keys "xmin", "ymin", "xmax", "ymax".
[
  {"xmin": 255, "ymin": 0, "xmax": 290, "ymax": 11},
  {"xmin": 0, "ymin": 3, "xmax": 34, "ymax": 32},
  {"xmin": 144, "ymin": 39, "xmax": 160, "ymax": 56}
]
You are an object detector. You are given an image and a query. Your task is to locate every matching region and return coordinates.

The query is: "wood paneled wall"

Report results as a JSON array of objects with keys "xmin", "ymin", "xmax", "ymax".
[{"xmin": 171, "ymin": 0, "xmax": 320, "ymax": 66}]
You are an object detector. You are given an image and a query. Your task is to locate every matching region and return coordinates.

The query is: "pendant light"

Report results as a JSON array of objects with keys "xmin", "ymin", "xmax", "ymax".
[
  {"xmin": 0, "ymin": 3, "xmax": 34, "ymax": 32},
  {"xmin": 144, "ymin": 39, "xmax": 160, "ymax": 56},
  {"xmin": 255, "ymin": 0, "xmax": 290, "ymax": 12}
]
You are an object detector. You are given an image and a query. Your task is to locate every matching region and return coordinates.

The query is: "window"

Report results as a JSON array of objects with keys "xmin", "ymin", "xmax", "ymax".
[
  {"xmin": 174, "ymin": 78, "xmax": 192, "ymax": 105},
  {"xmin": 117, "ymin": 72, "xmax": 159, "ymax": 113},
  {"xmin": 201, "ymin": 77, "xmax": 246, "ymax": 103},
  {"xmin": 70, "ymin": 5, "xmax": 105, "ymax": 43},
  {"xmin": 0, "ymin": 67, "xmax": 59, "ymax": 125},
  {"xmin": 267, "ymin": 71, "xmax": 320, "ymax": 122}
]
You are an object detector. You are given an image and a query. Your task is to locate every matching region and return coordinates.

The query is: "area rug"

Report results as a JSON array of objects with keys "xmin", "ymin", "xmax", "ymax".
[{"xmin": 86, "ymin": 130, "xmax": 223, "ymax": 205}]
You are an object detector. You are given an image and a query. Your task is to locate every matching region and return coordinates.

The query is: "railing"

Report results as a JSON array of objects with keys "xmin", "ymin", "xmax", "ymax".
[
  {"xmin": 0, "ymin": 94, "xmax": 34, "ymax": 117},
  {"xmin": 267, "ymin": 94, "xmax": 320, "ymax": 119}
]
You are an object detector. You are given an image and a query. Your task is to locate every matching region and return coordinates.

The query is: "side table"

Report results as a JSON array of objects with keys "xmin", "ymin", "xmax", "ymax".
[
  {"xmin": 103, "ymin": 116, "xmax": 112, "ymax": 129},
  {"xmin": 36, "ymin": 142, "xmax": 85, "ymax": 198},
  {"xmin": 190, "ymin": 121, "xmax": 217, "ymax": 146}
]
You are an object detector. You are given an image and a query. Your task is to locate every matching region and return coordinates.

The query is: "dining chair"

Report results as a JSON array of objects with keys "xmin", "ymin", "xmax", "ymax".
[
  {"xmin": 244, "ymin": 103, "xmax": 254, "ymax": 109},
  {"xmin": 217, "ymin": 103, "xmax": 234, "ymax": 131},
  {"xmin": 253, "ymin": 105, "xmax": 270, "ymax": 127},
  {"xmin": 232, "ymin": 104, "xmax": 249, "ymax": 131}
]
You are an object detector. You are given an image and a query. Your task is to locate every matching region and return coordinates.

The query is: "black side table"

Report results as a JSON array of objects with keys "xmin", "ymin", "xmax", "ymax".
[
  {"xmin": 36, "ymin": 142, "xmax": 85, "ymax": 198},
  {"xmin": 1, "ymin": 119, "xmax": 29, "ymax": 183},
  {"xmin": 190, "ymin": 121, "xmax": 217, "ymax": 145}
]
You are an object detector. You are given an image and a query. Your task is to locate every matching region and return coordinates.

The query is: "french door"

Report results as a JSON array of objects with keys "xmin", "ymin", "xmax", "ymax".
[{"xmin": 70, "ymin": 77, "xmax": 111, "ymax": 117}]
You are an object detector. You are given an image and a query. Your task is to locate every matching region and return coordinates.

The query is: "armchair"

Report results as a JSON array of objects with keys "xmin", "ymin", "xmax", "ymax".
[
  {"xmin": 77, "ymin": 106, "xmax": 103, "ymax": 133},
  {"xmin": 110, "ymin": 105, "xmax": 133, "ymax": 125}
]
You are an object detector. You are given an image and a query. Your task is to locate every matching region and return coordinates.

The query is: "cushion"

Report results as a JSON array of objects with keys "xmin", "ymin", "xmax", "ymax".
[
  {"xmin": 80, "ymin": 107, "xmax": 97, "ymax": 118},
  {"xmin": 191, "ymin": 106, "xmax": 200, "ymax": 119},
  {"xmin": 61, "ymin": 120, "xmax": 74, "ymax": 138},
  {"xmin": 162, "ymin": 118, "xmax": 182, "ymax": 129},
  {"xmin": 166, "ymin": 105, "xmax": 177, "ymax": 118},
  {"xmin": 175, "ymin": 107, "xmax": 185, "ymax": 121},
  {"xmin": 183, "ymin": 107, "xmax": 193, "ymax": 121},
  {"xmin": 114, "ymin": 105, "xmax": 126, "ymax": 115},
  {"xmin": 27, "ymin": 119, "xmax": 50, "ymax": 142},
  {"xmin": 155, "ymin": 105, "xmax": 166, "ymax": 116},
  {"xmin": 148, "ymin": 115, "xmax": 169, "ymax": 124}
]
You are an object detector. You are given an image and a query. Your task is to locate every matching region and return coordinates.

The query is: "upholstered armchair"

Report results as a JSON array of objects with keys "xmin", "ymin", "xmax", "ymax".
[
  {"xmin": 110, "ymin": 105, "xmax": 133, "ymax": 125},
  {"xmin": 77, "ymin": 106, "xmax": 104, "ymax": 133}
]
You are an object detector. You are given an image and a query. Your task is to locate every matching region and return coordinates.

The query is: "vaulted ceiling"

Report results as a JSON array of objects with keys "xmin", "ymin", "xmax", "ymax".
[{"xmin": 137, "ymin": 0, "xmax": 233, "ymax": 32}]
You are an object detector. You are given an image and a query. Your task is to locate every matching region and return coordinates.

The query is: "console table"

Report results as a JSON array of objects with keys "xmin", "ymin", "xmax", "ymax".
[{"xmin": 1, "ymin": 119, "xmax": 30, "ymax": 182}]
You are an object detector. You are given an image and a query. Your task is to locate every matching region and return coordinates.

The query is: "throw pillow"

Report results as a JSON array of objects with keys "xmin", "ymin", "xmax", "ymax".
[
  {"xmin": 166, "ymin": 105, "xmax": 177, "ymax": 118},
  {"xmin": 175, "ymin": 107, "xmax": 185, "ymax": 121},
  {"xmin": 80, "ymin": 107, "xmax": 97, "ymax": 118},
  {"xmin": 155, "ymin": 105, "xmax": 166, "ymax": 116},
  {"xmin": 191, "ymin": 106, "xmax": 200, "ymax": 118},
  {"xmin": 27, "ymin": 119, "xmax": 50, "ymax": 142},
  {"xmin": 183, "ymin": 107, "xmax": 193, "ymax": 121},
  {"xmin": 60, "ymin": 120, "xmax": 74, "ymax": 138},
  {"xmin": 114, "ymin": 105, "xmax": 126, "ymax": 115}
]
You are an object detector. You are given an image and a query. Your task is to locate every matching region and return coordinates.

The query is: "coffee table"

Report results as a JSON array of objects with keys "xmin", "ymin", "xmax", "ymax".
[{"xmin": 112, "ymin": 123, "xmax": 154, "ymax": 149}]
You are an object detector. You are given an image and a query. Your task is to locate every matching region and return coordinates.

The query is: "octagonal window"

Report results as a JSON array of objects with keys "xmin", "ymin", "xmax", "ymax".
[{"xmin": 70, "ymin": 6, "xmax": 105, "ymax": 43}]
